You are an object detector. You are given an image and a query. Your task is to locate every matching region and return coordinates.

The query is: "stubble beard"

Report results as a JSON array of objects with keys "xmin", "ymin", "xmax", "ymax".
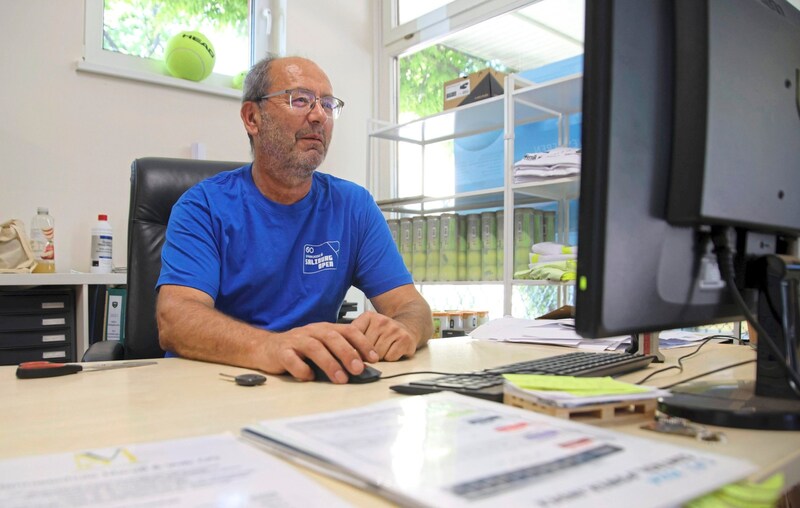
[{"xmin": 258, "ymin": 112, "xmax": 329, "ymax": 184}]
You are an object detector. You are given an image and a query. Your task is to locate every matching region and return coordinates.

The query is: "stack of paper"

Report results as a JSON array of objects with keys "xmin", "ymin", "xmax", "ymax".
[
  {"xmin": 242, "ymin": 392, "xmax": 755, "ymax": 508},
  {"xmin": 470, "ymin": 317, "xmax": 719, "ymax": 351},
  {"xmin": 503, "ymin": 373, "xmax": 671, "ymax": 408}
]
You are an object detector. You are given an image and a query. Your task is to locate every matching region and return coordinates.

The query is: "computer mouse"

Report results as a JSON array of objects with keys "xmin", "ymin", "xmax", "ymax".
[{"xmin": 305, "ymin": 359, "xmax": 382, "ymax": 384}]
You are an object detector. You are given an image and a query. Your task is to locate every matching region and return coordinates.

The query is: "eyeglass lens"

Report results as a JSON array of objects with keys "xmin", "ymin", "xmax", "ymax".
[{"xmin": 289, "ymin": 90, "xmax": 342, "ymax": 118}]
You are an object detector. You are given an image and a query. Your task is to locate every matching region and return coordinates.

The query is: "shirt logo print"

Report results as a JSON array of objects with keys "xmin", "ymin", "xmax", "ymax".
[{"xmin": 303, "ymin": 241, "xmax": 340, "ymax": 274}]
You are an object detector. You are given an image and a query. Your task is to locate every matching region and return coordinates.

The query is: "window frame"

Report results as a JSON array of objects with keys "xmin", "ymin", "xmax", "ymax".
[
  {"xmin": 78, "ymin": 0, "xmax": 286, "ymax": 99},
  {"xmin": 378, "ymin": 0, "xmax": 536, "ymax": 128},
  {"xmin": 381, "ymin": 0, "xmax": 534, "ymax": 57},
  {"xmin": 372, "ymin": 0, "xmax": 538, "ymax": 195}
]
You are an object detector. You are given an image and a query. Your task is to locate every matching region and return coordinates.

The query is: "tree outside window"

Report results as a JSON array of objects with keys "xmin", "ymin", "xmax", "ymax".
[
  {"xmin": 399, "ymin": 43, "xmax": 513, "ymax": 119},
  {"xmin": 397, "ymin": 44, "xmax": 513, "ymax": 200}
]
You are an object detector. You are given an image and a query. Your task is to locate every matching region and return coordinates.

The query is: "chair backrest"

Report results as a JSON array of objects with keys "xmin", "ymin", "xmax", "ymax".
[{"xmin": 124, "ymin": 157, "xmax": 246, "ymax": 359}]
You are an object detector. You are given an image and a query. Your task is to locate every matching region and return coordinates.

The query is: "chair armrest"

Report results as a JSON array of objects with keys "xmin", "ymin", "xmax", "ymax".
[{"xmin": 82, "ymin": 341, "xmax": 125, "ymax": 362}]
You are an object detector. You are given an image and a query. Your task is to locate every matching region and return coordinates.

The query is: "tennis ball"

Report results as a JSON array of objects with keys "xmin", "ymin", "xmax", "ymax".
[
  {"xmin": 164, "ymin": 31, "xmax": 216, "ymax": 82},
  {"xmin": 231, "ymin": 70, "xmax": 247, "ymax": 90}
]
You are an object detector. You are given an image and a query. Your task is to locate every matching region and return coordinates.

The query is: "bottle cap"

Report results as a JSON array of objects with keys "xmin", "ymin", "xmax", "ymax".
[
  {"xmin": 98, "ymin": 214, "xmax": 108, "ymax": 221},
  {"xmin": 37, "ymin": 207, "xmax": 48, "ymax": 214}
]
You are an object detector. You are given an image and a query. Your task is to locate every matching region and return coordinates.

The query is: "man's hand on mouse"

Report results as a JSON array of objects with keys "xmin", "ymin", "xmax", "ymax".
[{"xmin": 256, "ymin": 322, "xmax": 379, "ymax": 384}]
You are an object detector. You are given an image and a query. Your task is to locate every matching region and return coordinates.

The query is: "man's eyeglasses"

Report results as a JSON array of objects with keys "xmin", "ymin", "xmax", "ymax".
[{"xmin": 258, "ymin": 88, "xmax": 345, "ymax": 119}]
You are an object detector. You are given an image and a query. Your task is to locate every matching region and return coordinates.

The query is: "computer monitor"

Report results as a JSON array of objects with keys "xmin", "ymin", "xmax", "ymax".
[{"xmin": 575, "ymin": 0, "xmax": 800, "ymax": 430}]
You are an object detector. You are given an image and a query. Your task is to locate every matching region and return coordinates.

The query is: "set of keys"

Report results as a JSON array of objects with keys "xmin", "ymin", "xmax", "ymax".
[{"xmin": 641, "ymin": 415, "xmax": 727, "ymax": 443}]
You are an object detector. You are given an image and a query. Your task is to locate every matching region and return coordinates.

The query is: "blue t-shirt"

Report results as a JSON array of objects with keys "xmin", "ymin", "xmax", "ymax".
[{"xmin": 157, "ymin": 165, "xmax": 411, "ymax": 331}]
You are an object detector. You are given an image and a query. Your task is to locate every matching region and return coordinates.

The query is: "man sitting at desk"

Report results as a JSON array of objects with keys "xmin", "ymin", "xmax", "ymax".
[{"xmin": 156, "ymin": 56, "xmax": 432, "ymax": 384}]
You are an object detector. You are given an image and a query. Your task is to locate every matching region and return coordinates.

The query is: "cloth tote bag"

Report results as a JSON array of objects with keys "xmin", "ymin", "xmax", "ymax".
[{"xmin": 0, "ymin": 219, "xmax": 37, "ymax": 273}]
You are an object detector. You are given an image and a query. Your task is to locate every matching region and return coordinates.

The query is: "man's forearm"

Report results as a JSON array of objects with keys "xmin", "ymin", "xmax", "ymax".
[
  {"xmin": 368, "ymin": 285, "xmax": 433, "ymax": 352},
  {"xmin": 157, "ymin": 297, "xmax": 273, "ymax": 369},
  {"xmin": 390, "ymin": 298, "xmax": 433, "ymax": 348}
]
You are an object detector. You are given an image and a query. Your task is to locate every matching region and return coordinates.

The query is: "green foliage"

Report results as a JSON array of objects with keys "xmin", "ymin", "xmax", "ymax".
[
  {"xmin": 399, "ymin": 44, "xmax": 514, "ymax": 118},
  {"xmin": 103, "ymin": 0, "xmax": 248, "ymax": 58}
]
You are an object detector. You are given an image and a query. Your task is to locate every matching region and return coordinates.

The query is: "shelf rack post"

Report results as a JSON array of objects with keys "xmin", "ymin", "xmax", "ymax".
[{"xmin": 503, "ymin": 74, "xmax": 516, "ymax": 316}]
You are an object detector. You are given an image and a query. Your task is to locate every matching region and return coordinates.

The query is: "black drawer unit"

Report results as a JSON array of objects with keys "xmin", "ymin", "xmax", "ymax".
[{"xmin": 0, "ymin": 286, "xmax": 76, "ymax": 365}]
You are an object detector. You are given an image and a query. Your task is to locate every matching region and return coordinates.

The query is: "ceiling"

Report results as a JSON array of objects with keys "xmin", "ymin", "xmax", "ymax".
[
  {"xmin": 440, "ymin": 0, "xmax": 585, "ymax": 73},
  {"xmin": 439, "ymin": 0, "xmax": 800, "ymax": 73}
]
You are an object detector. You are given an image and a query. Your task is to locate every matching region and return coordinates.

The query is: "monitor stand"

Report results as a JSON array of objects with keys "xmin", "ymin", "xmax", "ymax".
[
  {"xmin": 659, "ymin": 254, "xmax": 800, "ymax": 431},
  {"xmin": 626, "ymin": 332, "xmax": 666, "ymax": 363},
  {"xmin": 659, "ymin": 380, "xmax": 800, "ymax": 430}
]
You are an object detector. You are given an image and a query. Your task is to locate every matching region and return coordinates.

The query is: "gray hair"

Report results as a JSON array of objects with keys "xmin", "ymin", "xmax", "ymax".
[
  {"xmin": 241, "ymin": 56, "xmax": 278, "ymax": 153},
  {"xmin": 242, "ymin": 56, "xmax": 277, "ymax": 104}
]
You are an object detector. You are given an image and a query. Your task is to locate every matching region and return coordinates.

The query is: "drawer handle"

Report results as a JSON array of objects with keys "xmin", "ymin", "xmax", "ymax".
[{"xmin": 42, "ymin": 351, "xmax": 67, "ymax": 359}]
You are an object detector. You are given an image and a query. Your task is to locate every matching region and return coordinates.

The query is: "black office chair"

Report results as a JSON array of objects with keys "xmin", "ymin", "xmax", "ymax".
[{"xmin": 82, "ymin": 157, "xmax": 246, "ymax": 361}]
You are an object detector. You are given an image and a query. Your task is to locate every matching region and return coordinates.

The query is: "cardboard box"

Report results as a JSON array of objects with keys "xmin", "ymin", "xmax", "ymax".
[{"xmin": 443, "ymin": 68, "xmax": 507, "ymax": 110}]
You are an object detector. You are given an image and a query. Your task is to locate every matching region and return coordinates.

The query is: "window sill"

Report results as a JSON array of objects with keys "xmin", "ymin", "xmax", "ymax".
[{"xmin": 76, "ymin": 59, "xmax": 242, "ymax": 100}]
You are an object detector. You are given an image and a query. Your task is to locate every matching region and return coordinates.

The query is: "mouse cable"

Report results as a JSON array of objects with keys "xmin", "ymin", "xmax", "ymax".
[
  {"xmin": 378, "ymin": 371, "xmax": 493, "ymax": 380},
  {"xmin": 658, "ymin": 359, "xmax": 756, "ymax": 390},
  {"xmin": 384, "ymin": 336, "xmax": 734, "ymax": 384},
  {"xmin": 632, "ymin": 334, "xmax": 736, "ymax": 385}
]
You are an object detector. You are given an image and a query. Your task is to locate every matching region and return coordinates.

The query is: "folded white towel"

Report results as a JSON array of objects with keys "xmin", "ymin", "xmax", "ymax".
[
  {"xmin": 514, "ymin": 147, "xmax": 581, "ymax": 168},
  {"xmin": 513, "ymin": 165, "xmax": 580, "ymax": 177},
  {"xmin": 529, "ymin": 252, "xmax": 577, "ymax": 265}
]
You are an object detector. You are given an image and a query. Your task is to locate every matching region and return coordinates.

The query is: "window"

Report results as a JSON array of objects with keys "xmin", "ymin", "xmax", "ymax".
[
  {"xmin": 392, "ymin": 0, "xmax": 584, "ymax": 119},
  {"xmin": 79, "ymin": 0, "xmax": 286, "ymax": 98},
  {"xmin": 386, "ymin": 0, "xmax": 584, "ymax": 199},
  {"xmin": 381, "ymin": 0, "xmax": 523, "ymax": 52},
  {"xmin": 397, "ymin": 0, "xmax": 457, "ymax": 25}
]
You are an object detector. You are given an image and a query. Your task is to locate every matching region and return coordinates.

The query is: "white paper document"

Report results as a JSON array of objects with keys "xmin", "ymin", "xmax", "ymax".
[
  {"xmin": 242, "ymin": 392, "xmax": 755, "ymax": 508},
  {"xmin": 470, "ymin": 318, "xmax": 719, "ymax": 351},
  {"xmin": 0, "ymin": 433, "xmax": 351, "ymax": 508},
  {"xmin": 470, "ymin": 317, "xmax": 631, "ymax": 350},
  {"xmin": 657, "ymin": 330, "xmax": 723, "ymax": 349}
]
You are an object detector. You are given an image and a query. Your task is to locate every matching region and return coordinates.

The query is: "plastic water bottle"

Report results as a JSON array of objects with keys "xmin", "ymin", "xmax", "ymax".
[
  {"xmin": 30, "ymin": 207, "xmax": 56, "ymax": 273},
  {"xmin": 90, "ymin": 214, "xmax": 113, "ymax": 274}
]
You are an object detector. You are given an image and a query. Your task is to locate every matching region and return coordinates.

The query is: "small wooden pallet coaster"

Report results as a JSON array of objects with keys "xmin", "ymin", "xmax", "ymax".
[{"xmin": 503, "ymin": 393, "xmax": 658, "ymax": 426}]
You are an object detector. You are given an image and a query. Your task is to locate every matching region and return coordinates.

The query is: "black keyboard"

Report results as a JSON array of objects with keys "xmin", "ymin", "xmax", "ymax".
[{"xmin": 390, "ymin": 351, "xmax": 656, "ymax": 402}]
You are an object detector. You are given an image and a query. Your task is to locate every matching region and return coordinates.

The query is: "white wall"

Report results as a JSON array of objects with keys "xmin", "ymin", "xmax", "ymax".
[{"xmin": 0, "ymin": 0, "xmax": 374, "ymax": 273}]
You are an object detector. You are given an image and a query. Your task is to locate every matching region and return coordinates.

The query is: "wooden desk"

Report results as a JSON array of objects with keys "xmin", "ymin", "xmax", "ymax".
[{"xmin": 1, "ymin": 338, "xmax": 798, "ymax": 505}]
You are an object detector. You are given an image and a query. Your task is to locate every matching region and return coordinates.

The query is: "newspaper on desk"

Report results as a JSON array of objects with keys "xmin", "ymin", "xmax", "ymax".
[
  {"xmin": 242, "ymin": 392, "xmax": 755, "ymax": 508},
  {"xmin": 470, "ymin": 317, "xmax": 713, "ymax": 350}
]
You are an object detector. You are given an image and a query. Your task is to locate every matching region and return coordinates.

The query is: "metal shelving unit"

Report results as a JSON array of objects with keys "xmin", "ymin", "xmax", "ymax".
[{"xmin": 367, "ymin": 73, "xmax": 582, "ymax": 316}]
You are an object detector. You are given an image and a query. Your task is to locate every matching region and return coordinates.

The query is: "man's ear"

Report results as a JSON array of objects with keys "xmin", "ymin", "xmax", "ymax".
[{"xmin": 240, "ymin": 101, "xmax": 261, "ymax": 137}]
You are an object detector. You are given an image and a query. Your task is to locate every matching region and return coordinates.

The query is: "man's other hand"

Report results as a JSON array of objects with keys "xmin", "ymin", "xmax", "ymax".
[{"xmin": 352, "ymin": 311, "xmax": 418, "ymax": 361}]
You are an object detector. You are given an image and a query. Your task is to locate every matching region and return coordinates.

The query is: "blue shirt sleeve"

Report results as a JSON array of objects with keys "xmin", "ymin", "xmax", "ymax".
[
  {"xmin": 157, "ymin": 185, "xmax": 221, "ymax": 300},
  {"xmin": 351, "ymin": 191, "xmax": 413, "ymax": 298}
]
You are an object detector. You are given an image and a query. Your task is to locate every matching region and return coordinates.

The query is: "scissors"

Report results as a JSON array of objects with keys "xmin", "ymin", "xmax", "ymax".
[{"xmin": 16, "ymin": 360, "xmax": 157, "ymax": 379}]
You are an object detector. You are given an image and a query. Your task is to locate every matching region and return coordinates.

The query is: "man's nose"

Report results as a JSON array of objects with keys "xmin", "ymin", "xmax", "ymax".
[{"xmin": 307, "ymin": 99, "xmax": 329, "ymax": 123}]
